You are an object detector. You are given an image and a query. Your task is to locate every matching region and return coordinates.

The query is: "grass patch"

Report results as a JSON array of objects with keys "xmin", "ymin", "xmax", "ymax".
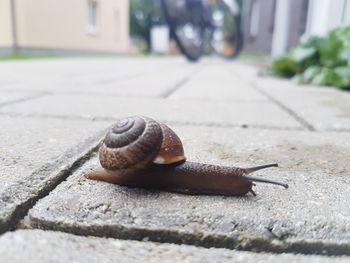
[
  {"xmin": 238, "ymin": 52, "xmax": 272, "ymax": 62},
  {"xmin": 0, "ymin": 53, "xmax": 63, "ymax": 61}
]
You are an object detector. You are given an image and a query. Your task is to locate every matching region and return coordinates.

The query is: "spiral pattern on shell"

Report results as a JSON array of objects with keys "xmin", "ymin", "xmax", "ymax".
[{"xmin": 99, "ymin": 116, "xmax": 163, "ymax": 173}]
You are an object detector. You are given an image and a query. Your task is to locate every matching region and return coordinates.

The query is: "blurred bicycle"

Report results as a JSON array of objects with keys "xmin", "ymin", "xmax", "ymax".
[{"xmin": 161, "ymin": 0, "xmax": 243, "ymax": 61}]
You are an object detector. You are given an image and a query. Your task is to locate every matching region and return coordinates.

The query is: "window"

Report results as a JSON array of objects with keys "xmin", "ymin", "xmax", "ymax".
[
  {"xmin": 114, "ymin": 10, "xmax": 120, "ymax": 41},
  {"xmin": 249, "ymin": 0, "xmax": 260, "ymax": 38},
  {"xmin": 87, "ymin": 0, "xmax": 98, "ymax": 34}
]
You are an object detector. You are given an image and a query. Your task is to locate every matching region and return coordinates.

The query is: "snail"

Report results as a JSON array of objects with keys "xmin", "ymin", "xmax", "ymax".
[{"xmin": 85, "ymin": 116, "xmax": 288, "ymax": 196}]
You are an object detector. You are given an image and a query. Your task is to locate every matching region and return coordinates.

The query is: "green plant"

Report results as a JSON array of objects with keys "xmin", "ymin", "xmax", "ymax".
[
  {"xmin": 129, "ymin": 0, "xmax": 164, "ymax": 52},
  {"xmin": 270, "ymin": 26, "xmax": 350, "ymax": 90}
]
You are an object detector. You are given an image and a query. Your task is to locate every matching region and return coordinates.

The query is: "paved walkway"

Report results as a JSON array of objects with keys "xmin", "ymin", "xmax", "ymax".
[{"xmin": 0, "ymin": 57, "xmax": 349, "ymax": 262}]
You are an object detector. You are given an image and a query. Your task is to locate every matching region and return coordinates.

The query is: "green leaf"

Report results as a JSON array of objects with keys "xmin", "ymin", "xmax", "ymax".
[
  {"xmin": 302, "ymin": 66, "xmax": 322, "ymax": 83},
  {"xmin": 311, "ymin": 68, "xmax": 333, "ymax": 86},
  {"xmin": 299, "ymin": 36, "xmax": 324, "ymax": 49},
  {"xmin": 291, "ymin": 73, "xmax": 303, "ymax": 84},
  {"xmin": 271, "ymin": 56, "xmax": 300, "ymax": 78},
  {"xmin": 319, "ymin": 29, "xmax": 347, "ymax": 67},
  {"xmin": 310, "ymin": 66, "xmax": 350, "ymax": 88},
  {"xmin": 331, "ymin": 66, "xmax": 350, "ymax": 88},
  {"xmin": 291, "ymin": 46, "xmax": 317, "ymax": 64}
]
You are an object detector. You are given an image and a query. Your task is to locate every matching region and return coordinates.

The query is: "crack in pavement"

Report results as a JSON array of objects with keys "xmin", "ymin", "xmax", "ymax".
[
  {"xmin": 0, "ymin": 132, "xmax": 104, "ymax": 234},
  {"xmin": 26, "ymin": 213, "xmax": 350, "ymax": 256},
  {"xmin": 226, "ymin": 67, "xmax": 315, "ymax": 131},
  {"xmin": 249, "ymin": 82, "xmax": 316, "ymax": 131},
  {"xmin": 0, "ymin": 111, "xmax": 309, "ymax": 131},
  {"xmin": 161, "ymin": 67, "xmax": 204, "ymax": 98},
  {"xmin": 0, "ymin": 93, "xmax": 49, "ymax": 108}
]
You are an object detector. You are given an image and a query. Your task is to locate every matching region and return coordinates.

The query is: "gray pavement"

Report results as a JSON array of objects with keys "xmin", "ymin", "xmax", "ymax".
[
  {"xmin": 0, "ymin": 94, "xmax": 302, "ymax": 129},
  {"xmin": 0, "ymin": 57, "xmax": 349, "ymax": 261},
  {"xmin": 1, "ymin": 230, "xmax": 349, "ymax": 263}
]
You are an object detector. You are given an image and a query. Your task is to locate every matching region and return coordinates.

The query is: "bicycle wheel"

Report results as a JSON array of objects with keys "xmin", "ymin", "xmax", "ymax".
[
  {"xmin": 161, "ymin": 0, "xmax": 205, "ymax": 61},
  {"xmin": 209, "ymin": 0, "xmax": 243, "ymax": 59}
]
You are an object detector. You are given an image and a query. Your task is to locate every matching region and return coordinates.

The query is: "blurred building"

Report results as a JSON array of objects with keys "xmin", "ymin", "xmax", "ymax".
[
  {"xmin": 0, "ymin": 0, "xmax": 129, "ymax": 55},
  {"xmin": 306, "ymin": 0, "xmax": 350, "ymax": 36},
  {"xmin": 242, "ymin": 0, "xmax": 308, "ymax": 55},
  {"xmin": 242, "ymin": 0, "xmax": 350, "ymax": 56}
]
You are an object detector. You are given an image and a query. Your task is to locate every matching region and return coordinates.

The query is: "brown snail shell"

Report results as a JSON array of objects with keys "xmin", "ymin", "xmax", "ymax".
[
  {"xmin": 99, "ymin": 116, "xmax": 162, "ymax": 173},
  {"xmin": 153, "ymin": 123, "xmax": 186, "ymax": 165},
  {"xmin": 99, "ymin": 116, "xmax": 185, "ymax": 173}
]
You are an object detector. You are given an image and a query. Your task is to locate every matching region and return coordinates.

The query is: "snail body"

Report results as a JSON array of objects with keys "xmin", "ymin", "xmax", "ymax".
[{"xmin": 85, "ymin": 116, "xmax": 288, "ymax": 196}]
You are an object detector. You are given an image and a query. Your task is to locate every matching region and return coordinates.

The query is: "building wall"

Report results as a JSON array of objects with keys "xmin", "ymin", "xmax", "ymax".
[
  {"xmin": 1, "ymin": 0, "xmax": 129, "ymax": 54},
  {"xmin": 306, "ymin": 0, "xmax": 350, "ymax": 37},
  {"xmin": 287, "ymin": 0, "xmax": 308, "ymax": 50},
  {"xmin": 241, "ymin": 0, "xmax": 276, "ymax": 54},
  {"xmin": 242, "ymin": 0, "xmax": 309, "ymax": 55},
  {"xmin": 0, "ymin": 0, "xmax": 14, "ymax": 47},
  {"xmin": 344, "ymin": 0, "xmax": 350, "ymax": 24}
]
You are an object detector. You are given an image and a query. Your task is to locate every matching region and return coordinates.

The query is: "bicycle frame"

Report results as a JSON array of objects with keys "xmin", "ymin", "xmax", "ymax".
[{"xmin": 161, "ymin": 0, "xmax": 243, "ymax": 61}]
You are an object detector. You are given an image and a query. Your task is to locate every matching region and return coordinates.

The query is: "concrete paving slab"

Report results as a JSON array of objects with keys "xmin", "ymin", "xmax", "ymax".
[
  {"xmin": 1, "ymin": 230, "xmax": 347, "ymax": 263},
  {"xmin": 94, "ymin": 66, "xmax": 197, "ymax": 97},
  {"xmin": 0, "ymin": 79, "xmax": 19, "ymax": 87},
  {"xmin": 0, "ymin": 57, "xmax": 187, "ymax": 81},
  {"xmin": 0, "ymin": 115, "xmax": 108, "ymax": 232},
  {"xmin": 0, "ymin": 94, "xmax": 302, "ymax": 129},
  {"xmin": 253, "ymin": 76, "xmax": 350, "ymax": 131},
  {"xmin": 28, "ymin": 125, "xmax": 350, "ymax": 254},
  {"xmin": 4, "ymin": 65, "xmax": 196, "ymax": 98},
  {"xmin": 170, "ymin": 64, "xmax": 268, "ymax": 102},
  {"xmin": 0, "ymin": 92, "xmax": 43, "ymax": 106},
  {"xmin": 0, "ymin": 57, "xmax": 195, "ymax": 98},
  {"xmin": 228, "ymin": 60, "xmax": 261, "ymax": 75},
  {"xmin": 223, "ymin": 62, "xmax": 350, "ymax": 131}
]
